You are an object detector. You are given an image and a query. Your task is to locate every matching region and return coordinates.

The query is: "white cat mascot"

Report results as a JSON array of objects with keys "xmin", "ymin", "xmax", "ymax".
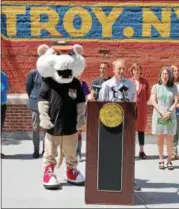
[{"xmin": 37, "ymin": 41, "xmax": 86, "ymax": 189}]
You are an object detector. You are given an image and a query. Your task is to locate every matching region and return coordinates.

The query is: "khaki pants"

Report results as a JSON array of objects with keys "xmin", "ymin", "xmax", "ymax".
[{"xmin": 43, "ymin": 132, "xmax": 78, "ymax": 168}]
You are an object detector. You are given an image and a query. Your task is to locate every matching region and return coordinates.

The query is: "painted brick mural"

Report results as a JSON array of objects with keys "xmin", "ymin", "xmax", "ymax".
[{"xmin": 1, "ymin": 0, "xmax": 179, "ymax": 133}]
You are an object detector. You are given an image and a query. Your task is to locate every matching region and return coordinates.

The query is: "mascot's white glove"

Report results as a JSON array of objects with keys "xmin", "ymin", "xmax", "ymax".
[
  {"xmin": 76, "ymin": 102, "xmax": 86, "ymax": 131},
  {"xmin": 38, "ymin": 101, "xmax": 54, "ymax": 129}
]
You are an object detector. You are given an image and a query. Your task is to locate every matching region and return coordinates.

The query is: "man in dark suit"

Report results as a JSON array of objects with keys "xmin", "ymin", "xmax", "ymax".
[{"xmin": 26, "ymin": 44, "xmax": 49, "ymax": 158}]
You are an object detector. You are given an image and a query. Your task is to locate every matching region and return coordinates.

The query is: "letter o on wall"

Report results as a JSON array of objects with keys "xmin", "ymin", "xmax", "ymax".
[{"xmin": 63, "ymin": 7, "xmax": 92, "ymax": 37}]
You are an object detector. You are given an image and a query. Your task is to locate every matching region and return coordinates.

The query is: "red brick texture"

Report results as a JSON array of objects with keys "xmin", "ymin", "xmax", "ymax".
[
  {"xmin": 2, "ymin": 42, "xmax": 179, "ymax": 134},
  {"xmin": 3, "ymin": 104, "xmax": 153, "ymax": 134},
  {"xmin": 2, "ymin": 41, "xmax": 179, "ymax": 94},
  {"xmin": 2, "ymin": 0, "xmax": 179, "ymax": 134},
  {"xmin": 3, "ymin": 105, "xmax": 32, "ymax": 132}
]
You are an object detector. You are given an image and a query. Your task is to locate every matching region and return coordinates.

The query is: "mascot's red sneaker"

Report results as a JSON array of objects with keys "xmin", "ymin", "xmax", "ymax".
[
  {"xmin": 43, "ymin": 164, "xmax": 60, "ymax": 189},
  {"xmin": 66, "ymin": 167, "xmax": 85, "ymax": 185}
]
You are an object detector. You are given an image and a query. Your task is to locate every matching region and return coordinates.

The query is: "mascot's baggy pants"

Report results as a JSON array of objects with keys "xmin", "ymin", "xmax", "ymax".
[
  {"xmin": 43, "ymin": 132, "xmax": 85, "ymax": 189},
  {"xmin": 44, "ymin": 133, "xmax": 78, "ymax": 169},
  {"xmin": 39, "ymin": 101, "xmax": 86, "ymax": 189}
]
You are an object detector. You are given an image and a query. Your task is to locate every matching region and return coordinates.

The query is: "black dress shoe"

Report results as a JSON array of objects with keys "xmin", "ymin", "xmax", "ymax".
[
  {"xmin": 1, "ymin": 153, "xmax": 5, "ymax": 158},
  {"xmin": 33, "ymin": 152, "xmax": 40, "ymax": 158},
  {"xmin": 139, "ymin": 151, "xmax": 147, "ymax": 159}
]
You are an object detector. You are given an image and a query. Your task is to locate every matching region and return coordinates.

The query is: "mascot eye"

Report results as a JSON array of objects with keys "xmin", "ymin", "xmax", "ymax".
[{"xmin": 68, "ymin": 51, "xmax": 75, "ymax": 56}]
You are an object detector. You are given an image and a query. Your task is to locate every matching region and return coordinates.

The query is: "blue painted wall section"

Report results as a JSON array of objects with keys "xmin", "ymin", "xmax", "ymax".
[{"xmin": 1, "ymin": 2, "xmax": 179, "ymax": 41}]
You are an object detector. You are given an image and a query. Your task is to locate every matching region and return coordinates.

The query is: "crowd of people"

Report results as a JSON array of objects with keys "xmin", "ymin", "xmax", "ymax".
[{"xmin": 1, "ymin": 43, "xmax": 179, "ymax": 172}]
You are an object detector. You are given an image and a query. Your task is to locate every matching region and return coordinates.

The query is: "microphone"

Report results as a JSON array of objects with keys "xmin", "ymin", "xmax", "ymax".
[
  {"xmin": 118, "ymin": 76, "xmax": 129, "ymax": 102},
  {"xmin": 92, "ymin": 84, "xmax": 102, "ymax": 100},
  {"xmin": 118, "ymin": 76, "xmax": 128, "ymax": 92},
  {"xmin": 118, "ymin": 83, "xmax": 129, "ymax": 92},
  {"xmin": 92, "ymin": 84, "xmax": 102, "ymax": 90}
]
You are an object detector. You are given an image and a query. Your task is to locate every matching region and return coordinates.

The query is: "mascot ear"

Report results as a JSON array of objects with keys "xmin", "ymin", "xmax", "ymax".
[
  {"xmin": 72, "ymin": 44, "xmax": 86, "ymax": 77},
  {"xmin": 72, "ymin": 55, "xmax": 86, "ymax": 77},
  {"xmin": 36, "ymin": 54, "xmax": 56, "ymax": 78},
  {"xmin": 45, "ymin": 47, "xmax": 57, "ymax": 55},
  {"xmin": 73, "ymin": 44, "xmax": 84, "ymax": 56}
]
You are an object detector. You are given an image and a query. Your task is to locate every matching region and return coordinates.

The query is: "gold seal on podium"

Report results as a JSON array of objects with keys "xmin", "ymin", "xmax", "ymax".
[{"xmin": 99, "ymin": 103, "xmax": 124, "ymax": 128}]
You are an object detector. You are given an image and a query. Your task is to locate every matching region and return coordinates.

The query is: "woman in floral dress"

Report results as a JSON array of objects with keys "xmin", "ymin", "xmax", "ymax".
[{"xmin": 150, "ymin": 67, "xmax": 178, "ymax": 170}]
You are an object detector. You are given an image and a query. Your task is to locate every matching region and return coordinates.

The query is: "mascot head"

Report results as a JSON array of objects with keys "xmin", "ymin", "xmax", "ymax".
[{"xmin": 36, "ymin": 41, "xmax": 86, "ymax": 84}]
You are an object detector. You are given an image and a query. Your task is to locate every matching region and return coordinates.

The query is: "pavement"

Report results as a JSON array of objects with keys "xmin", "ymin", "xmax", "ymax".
[{"xmin": 1, "ymin": 133, "xmax": 179, "ymax": 208}]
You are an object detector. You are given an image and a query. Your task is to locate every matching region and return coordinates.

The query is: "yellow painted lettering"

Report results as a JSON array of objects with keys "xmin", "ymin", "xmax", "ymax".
[
  {"xmin": 31, "ymin": 7, "xmax": 60, "ymax": 37},
  {"xmin": 174, "ymin": 8, "xmax": 179, "ymax": 19},
  {"xmin": 63, "ymin": 7, "xmax": 92, "ymax": 37},
  {"xmin": 143, "ymin": 8, "xmax": 171, "ymax": 38},
  {"xmin": 92, "ymin": 8, "xmax": 123, "ymax": 37},
  {"xmin": 2, "ymin": 6, "xmax": 26, "ymax": 36}
]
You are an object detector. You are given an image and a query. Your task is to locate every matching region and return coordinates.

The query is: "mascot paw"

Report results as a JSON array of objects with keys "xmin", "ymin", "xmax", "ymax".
[
  {"xmin": 40, "ymin": 120, "xmax": 54, "ymax": 129},
  {"xmin": 76, "ymin": 122, "xmax": 85, "ymax": 131},
  {"xmin": 76, "ymin": 117, "xmax": 86, "ymax": 131}
]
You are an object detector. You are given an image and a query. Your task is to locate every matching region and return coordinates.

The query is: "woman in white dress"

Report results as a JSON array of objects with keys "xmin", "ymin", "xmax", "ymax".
[{"xmin": 150, "ymin": 67, "xmax": 178, "ymax": 170}]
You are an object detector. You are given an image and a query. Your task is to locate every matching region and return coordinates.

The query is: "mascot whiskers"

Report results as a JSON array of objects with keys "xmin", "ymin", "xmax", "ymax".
[{"xmin": 37, "ymin": 41, "xmax": 86, "ymax": 189}]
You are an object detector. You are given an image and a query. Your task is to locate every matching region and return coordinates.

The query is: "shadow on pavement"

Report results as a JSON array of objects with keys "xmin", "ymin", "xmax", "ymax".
[
  {"xmin": 134, "ymin": 178, "xmax": 179, "ymax": 205},
  {"xmin": 61, "ymin": 181, "xmax": 85, "ymax": 187},
  {"xmin": 1, "ymin": 138, "xmax": 21, "ymax": 146},
  {"xmin": 135, "ymin": 191, "xmax": 179, "ymax": 205},
  {"xmin": 1, "ymin": 154, "xmax": 43, "ymax": 160},
  {"xmin": 135, "ymin": 155, "xmax": 176, "ymax": 161},
  {"xmin": 135, "ymin": 155, "xmax": 159, "ymax": 160},
  {"xmin": 136, "ymin": 178, "xmax": 179, "ymax": 189}
]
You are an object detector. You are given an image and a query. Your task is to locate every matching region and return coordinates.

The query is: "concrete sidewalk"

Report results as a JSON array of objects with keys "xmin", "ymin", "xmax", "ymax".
[{"xmin": 1, "ymin": 134, "xmax": 179, "ymax": 208}]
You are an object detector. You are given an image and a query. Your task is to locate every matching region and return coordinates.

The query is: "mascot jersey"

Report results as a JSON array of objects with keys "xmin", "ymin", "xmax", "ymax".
[{"xmin": 39, "ymin": 77, "xmax": 85, "ymax": 136}]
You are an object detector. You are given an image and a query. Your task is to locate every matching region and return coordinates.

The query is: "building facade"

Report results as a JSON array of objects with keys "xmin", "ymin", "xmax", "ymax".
[{"xmin": 2, "ymin": 0, "xmax": 179, "ymax": 135}]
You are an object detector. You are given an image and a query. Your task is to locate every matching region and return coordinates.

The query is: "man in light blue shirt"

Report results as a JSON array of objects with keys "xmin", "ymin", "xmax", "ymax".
[
  {"xmin": 99, "ymin": 59, "xmax": 136, "ymax": 102},
  {"xmin": 1, "ymin": 71, "xmax": 9, "ymax": 158},
  {"xmin": 98, "ymin": 59, "xmax": 140, "ymax": 191}
]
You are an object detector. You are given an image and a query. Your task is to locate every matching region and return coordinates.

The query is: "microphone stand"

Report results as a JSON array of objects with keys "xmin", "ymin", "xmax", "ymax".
[
  {"xmin": 111, "ymin": 87, "xmax": 117, "ymax": 102},
  {"xmin": 119, "ymin": 86, "xmax": 129, "ymax": 102},
  {"xmin": 92, "ymin": 85, "xmax": 102, "ymax": 101},
  {"xmin": 116, "ymin": 76, "xmax": 128, "ymax": 102}
]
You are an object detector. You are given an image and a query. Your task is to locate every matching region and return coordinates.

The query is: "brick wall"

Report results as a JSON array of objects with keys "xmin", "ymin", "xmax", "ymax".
[
  {"xmin": 4, "ymin": 105, "xmax": 32, "ymax": 132},
  {"xmin": 3, "ymin": 103, "xmax": 154, "ymax": 134},
  {"xmin": 2, "ymin": 0, "xmax": 179, "ymax": 134},
  {"xmin": 2, "ymin": 42, "xmax": 179, "ymax": 94}
]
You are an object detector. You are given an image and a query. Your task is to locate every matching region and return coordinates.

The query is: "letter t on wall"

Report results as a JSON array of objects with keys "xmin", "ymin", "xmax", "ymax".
[
  {"xmin": 2, "ymin": 6, "xmax": 26, "ymax": 36},
  {"xmin": 31, "ymin": 7, "xmax": 61, "ymax": 37}
]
